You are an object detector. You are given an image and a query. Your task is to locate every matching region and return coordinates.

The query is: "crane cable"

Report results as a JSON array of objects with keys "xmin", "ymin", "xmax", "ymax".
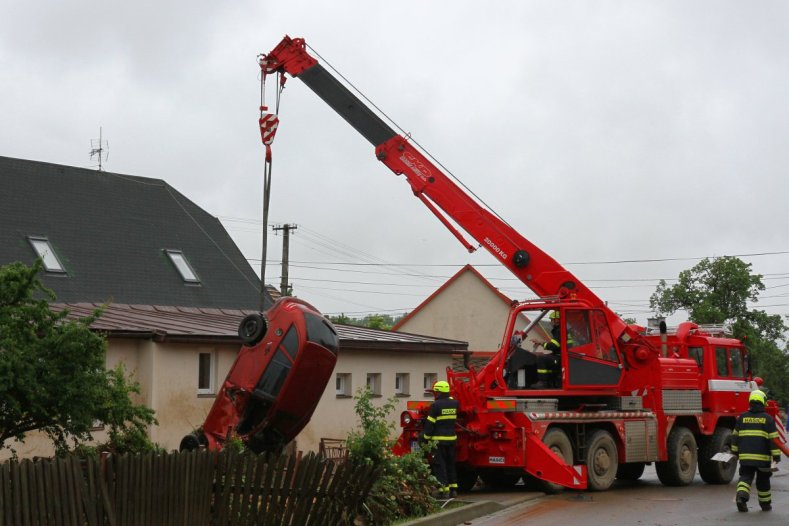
[{"xmin": 257, "ymin": 63, "xmax": 284, "ymax": 310}]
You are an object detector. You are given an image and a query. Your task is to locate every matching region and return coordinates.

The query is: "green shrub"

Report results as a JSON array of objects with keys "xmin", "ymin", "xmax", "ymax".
[{"xmin": 346, "ymin": 387, "xmax": 438, "ymax": 525}]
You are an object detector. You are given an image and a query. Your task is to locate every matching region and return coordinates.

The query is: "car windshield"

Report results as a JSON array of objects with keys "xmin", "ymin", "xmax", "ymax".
[{"xmin": 305, "ymin": 313, "xmax": 339, "ymax": 355}]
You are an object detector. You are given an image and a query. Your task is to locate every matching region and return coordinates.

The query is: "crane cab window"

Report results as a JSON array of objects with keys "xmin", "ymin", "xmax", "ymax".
[
  {"xmin": 565, "ymin": 311, "xmax": 592, "ymax": 350},
  {"xmin": 590, "ymin": 311, "xmax": 619, "ymax": 363}
]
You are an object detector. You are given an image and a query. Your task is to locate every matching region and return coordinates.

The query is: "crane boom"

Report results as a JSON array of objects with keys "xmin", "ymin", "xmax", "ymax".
[{"xmin": 261, "ymin": 35, "xmax": 633, "ymax": 341}]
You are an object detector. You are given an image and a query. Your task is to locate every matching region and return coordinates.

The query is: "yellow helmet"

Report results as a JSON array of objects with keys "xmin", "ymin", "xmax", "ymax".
[
  {"xmin": 433, "ymin": 380, "xmax": 450, "ymax": 393},
  {"xmin": 549, "ymin": 311, "xmax": 560, "ymax": 320},
  {"xmin": 749, "ymin": 389, "xmax": 766, "ymax": 405}
]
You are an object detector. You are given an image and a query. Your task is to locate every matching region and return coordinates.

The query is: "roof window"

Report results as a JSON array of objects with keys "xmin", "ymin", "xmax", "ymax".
[
  {"xmin": 28, "ymin": 236, "xmax": 66, "ymax": 273},
  {"xmin": 165, "ymin": 249, "xmax": 200, "ymax": 283}
]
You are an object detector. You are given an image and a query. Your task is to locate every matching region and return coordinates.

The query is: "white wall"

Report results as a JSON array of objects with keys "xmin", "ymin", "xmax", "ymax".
[{"xmin": 294, "ymin": 349, "xmax": 454, "ymax": 453}]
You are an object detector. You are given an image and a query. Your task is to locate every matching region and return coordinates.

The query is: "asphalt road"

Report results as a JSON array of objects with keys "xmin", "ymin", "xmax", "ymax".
[{"xmin": 464, "ymin": 465, "xmax": 788, "ymax": 526}]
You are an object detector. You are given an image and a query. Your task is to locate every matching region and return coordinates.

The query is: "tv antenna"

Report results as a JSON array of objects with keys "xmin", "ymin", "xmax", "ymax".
[{"xmin": 90, "ymin": 127, "xmax": 109, "ymax": 171}]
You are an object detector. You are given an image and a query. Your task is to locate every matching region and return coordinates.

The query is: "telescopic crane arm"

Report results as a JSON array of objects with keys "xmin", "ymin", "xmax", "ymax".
[{"xmin": 260, "ymin": 36, "xmax": 636, "ymax": 343}]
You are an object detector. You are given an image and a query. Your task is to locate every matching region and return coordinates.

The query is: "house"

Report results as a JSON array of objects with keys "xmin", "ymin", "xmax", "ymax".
[
  {"xmin": 393, "ymin": 264, "xmax": 550, "ymax": 368},
  {"xmin": 0, "ymin": 155, "xmax": 467, "ymax": 458}
]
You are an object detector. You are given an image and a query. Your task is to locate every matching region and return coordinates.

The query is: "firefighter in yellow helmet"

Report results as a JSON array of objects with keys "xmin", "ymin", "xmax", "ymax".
[
  {"xmin": 731, "ymin": 389, "xmax": 781, "ymax": 512},
  {"xmin": 421, "ymin": 380, "xmax": 459, "ymax": 498}
]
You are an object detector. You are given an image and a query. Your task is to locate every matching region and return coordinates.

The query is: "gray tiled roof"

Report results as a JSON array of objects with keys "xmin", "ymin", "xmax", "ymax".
[
  {"xmin": 0, "ymin": 156, "xmax": 268, "ymax": 310},
  {"xmin": 55, "ymin": 303, "xmax": 468, "ymax": 354}
]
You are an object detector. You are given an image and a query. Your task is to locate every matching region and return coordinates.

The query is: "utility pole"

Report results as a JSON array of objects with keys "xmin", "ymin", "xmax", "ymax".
[{"xmin": 273, "ymin": 224, "xmax": 297, "ymax": 297}]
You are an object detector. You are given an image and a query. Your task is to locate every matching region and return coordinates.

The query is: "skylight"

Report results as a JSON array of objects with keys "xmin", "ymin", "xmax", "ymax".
[
  {"xmin": 165, "ymin": 249, "xmax": 200, "ymax": 283},
  {"xmin": 28, "ymin": 236, "xmax": 66, "ymax": 273}
]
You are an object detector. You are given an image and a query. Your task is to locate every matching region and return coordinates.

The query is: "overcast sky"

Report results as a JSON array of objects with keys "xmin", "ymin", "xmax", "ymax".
[{"xmin": 2, "ymin": 1, "xmax": 788, "ymax": 327}]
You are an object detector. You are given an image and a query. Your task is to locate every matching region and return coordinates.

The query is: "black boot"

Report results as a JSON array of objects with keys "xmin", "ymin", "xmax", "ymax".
[
  {"xmin": 760, "ymin": 502, "xmax": 772, "ymax": 512},
  {"xmin": 736, "ymin": 494, "xmax": 748, "ymax": 513}
]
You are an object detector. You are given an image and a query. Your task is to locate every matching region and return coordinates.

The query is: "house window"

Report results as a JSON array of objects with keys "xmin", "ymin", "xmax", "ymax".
[
  {"xmin": 198, "ymin": 351, "xmax": 216, "ymax": 395},
  {"xmin": 165, "ymin": 249, "xmax": 200, "ymax": 283},
  {"xmin": 366, "ymin": 373, "xmax": 381, "ymax": 396},
  {"xmin": 423, "ymin": 373, "xmax": 437, "ymax": 391},
  {"xmin": 336, "ymin": 373, "xmax": 351, "ymax": 397},
  {"xmin": 395, "ymin": 373, "xmax": 410, "ymax": 396},
  {"xmin": 27, "ymin": 236, "xmax": 66, "ymax": 273}
]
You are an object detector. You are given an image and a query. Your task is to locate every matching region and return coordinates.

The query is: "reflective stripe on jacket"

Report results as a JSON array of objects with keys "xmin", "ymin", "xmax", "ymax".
[{"xmin": 423, "ymin": 395, "xmax": 458, "ymax": 442}]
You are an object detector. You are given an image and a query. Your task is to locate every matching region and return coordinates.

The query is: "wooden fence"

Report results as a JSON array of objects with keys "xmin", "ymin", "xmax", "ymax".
[{"xmin": 0, "ymin": 450, "xmax": 377, "ymax": 526}]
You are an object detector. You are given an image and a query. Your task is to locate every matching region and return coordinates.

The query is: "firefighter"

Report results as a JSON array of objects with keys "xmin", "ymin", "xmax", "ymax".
[
  {"xmin": 535, "ymin": 311, "xmax": 561, "ymax": 388},
  {"xmin": 422, "ymin": 380, "xmax": 459, "ymax": 498},
  {"xmin": 731, "ymin": 389, "xmax": 781, "ymax": 512}
]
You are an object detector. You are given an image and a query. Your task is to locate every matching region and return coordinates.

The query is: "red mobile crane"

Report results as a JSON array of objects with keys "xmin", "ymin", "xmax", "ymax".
[{"xmin": 259, "ymin": 36, "xmax": 782, "ymax": 490}]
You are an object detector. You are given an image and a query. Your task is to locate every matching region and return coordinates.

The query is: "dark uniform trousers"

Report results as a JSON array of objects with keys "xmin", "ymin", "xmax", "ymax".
[
  {"xmin": 736, "ymin": 465, "xmax": 772, "ymax": 506},
  {"xmin": 423, "ymin": 395, "xmax": 459, "ymax": 494}
]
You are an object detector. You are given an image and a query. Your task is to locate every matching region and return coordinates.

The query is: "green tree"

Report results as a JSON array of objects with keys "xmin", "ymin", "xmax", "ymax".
[
  {"xmin": 649, "ymin": 256, "xmax": 789, "ymax": 403},
  {"xmin": 328, "ymin": 313, "xmax": 351, "ymax": 325},
  {"xmin": 649, "ymin": 256, "xmax": 765, "ymax": 323},
  {"xmin": 0, "ymin": 261, "xmax": 157, "ymax": 455}
]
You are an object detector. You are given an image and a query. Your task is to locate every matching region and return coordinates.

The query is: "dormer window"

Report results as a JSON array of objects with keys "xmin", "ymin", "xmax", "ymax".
[
  {"xmin": 165, "ymin": 249, "xmax": 200, "ymax": 283},
  {"xmin": 28, "ymin": 236, "xmax": 66, "ymax": 273}
]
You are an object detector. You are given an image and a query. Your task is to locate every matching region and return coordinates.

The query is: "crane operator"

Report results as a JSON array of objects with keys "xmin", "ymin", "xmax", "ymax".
[{"xmin": 535, "ymin": 311, "xmax": 562, "ymax": 388}]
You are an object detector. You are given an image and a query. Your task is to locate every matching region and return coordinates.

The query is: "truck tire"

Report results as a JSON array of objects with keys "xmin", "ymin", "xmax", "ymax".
[
  {"xmin": 534, "ymin": 428, "xmax": 574, "ymax": 493},
  {"xmin": 616, "ymin": 462, "xmax": 646, "ymax": 481},
  {"xmin": 698, "ymin": 427, "xmax": 736, "ymax": 484},
  {"xmin": 238, "ymin": 313, "xmax": 267, "ymax": 346},
  {"xmin": 656, "ymin": 426, "xmax": 697, "ymax": 486},
  {"xmin": 585, "ymin": 430, "xmax": 618, "ymax": 491}
]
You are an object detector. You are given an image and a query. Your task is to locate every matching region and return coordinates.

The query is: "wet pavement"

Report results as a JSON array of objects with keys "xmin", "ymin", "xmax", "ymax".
[{"xmin": 465, "ymin": 465, "xmax": 789, "ymax": 526}]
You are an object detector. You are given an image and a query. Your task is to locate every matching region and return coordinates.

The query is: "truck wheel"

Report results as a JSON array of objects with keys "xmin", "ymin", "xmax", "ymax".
[
  {"xmin": 456, "ymin": 466, "xmax": 479, "ymax": 492},
  {"xmin": 698, "ymin": 427, "xmax": 736, "ymax": 484},
  {"xmin": 656, "ymin": 426, "xmax": 697, "ymax": 486},
  {"xmin": 585, "ymin": 430, "xmax": 618, "ymax": 491},
  {"xmin": 616, "ymin": 462, "xmax": 646, "ymax": 481},
  {"xmin": 238, "ymin": 313, "xmax": 267, "ymax": 346},
  {"xmin": 536, "ymin": 428, "xmax": 574, "ymax": 493}
]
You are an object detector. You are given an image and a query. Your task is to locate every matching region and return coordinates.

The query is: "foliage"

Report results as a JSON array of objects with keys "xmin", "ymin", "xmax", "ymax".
[
  {"xmin": 0, "ymin": 261, "xmax": 157, "ymax": 455},
  {"xmin": 649, "ymin": 256, "xmax": 789, "ymax": 404},
  {"xmin": 649, "ymin": 256, "xmax": 765, "ymax": 323},
  {"xmin": 346, "ymin": 387, "xmax": 437, "ymax": 525},
  {"xmin": 328, "ymin": 313, "xmax": 406, "ymax": 330}
]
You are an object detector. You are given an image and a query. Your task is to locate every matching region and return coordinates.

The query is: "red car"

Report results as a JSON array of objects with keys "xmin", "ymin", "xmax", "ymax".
[{"xmin": 180, "ymin": 297, "xmax": 339, "ymax": 453}]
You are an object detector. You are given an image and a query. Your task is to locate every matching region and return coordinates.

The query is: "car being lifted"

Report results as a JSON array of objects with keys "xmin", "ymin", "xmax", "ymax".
[{"xmin": 180, "ymin": 296, "xmax": 339, "ymax": 454}]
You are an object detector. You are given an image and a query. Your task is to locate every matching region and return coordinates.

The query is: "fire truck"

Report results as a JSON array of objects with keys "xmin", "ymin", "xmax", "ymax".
[
  {"xmin": 180, "ymin": 297, "xmax": 339, "ymax": 454},
  {"xmin": 258, "ymin": 36, "xmax": 780, "ymax": 491}
]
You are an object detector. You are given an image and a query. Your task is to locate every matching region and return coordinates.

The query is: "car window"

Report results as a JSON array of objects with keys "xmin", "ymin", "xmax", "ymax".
[
  {"xmin": 305, "ymin": 313, "xmax": 339, "ymax": 355},
  {"xmin": 280, "ymin": 324, "xmax": 299, "ymax": 360},
  {"xmin": 255, "ymin": 349, "xmax": 291, "ymax": 398}
]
